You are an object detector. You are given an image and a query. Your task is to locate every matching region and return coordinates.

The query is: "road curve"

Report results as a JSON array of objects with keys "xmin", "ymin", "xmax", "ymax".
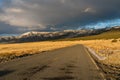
[{"xmin": 0, "ymin": 45, "xmax": 105, "ymax": 80}]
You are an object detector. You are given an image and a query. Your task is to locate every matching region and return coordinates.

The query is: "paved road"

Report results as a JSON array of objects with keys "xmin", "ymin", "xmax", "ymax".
[{"xmin": 0, "ymin": 45, "xmax": 105, "ymax": 80}]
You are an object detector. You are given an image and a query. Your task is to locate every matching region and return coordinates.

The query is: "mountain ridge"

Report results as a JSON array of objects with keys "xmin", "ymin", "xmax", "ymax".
[{"xmin": 0, "ymin": 26, "xmax": 119, "ymax": 43}]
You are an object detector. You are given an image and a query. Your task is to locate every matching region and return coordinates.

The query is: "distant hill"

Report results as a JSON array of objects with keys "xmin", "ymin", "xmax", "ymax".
[
  {"xmin": 0, "ymin": 26, "xmax": 119, "ymax": 43},
  {"xmin": 60, "ymin": 26, "xmax": 120, "ymax": 41}
]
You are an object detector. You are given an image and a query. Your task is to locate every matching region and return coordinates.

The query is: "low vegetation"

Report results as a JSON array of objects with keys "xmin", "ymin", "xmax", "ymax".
[
  {"xmin": 0, "ymin": 40, "xmax": 120, "ymax": 65},
  {"xmin": 83, "ymin": 39, "xmax": 120, "ymax": 79},
  {"xmin": 81, "ymin": 39, "xmax": 120, "ymax": 65},
  {"xmin": 0, "ymin": 41, "xmax": 79, "ymax": 62}
]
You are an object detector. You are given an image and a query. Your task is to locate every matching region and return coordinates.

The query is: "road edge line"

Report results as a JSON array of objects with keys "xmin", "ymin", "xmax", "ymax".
[{"xmin": 83, "ymin": 46, "xmax": 106, "ymax": 80}]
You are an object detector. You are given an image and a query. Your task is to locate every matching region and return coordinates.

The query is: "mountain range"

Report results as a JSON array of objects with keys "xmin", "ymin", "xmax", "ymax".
[{"xmin": 0, "ymin": 26, "xmax": 119, "ymax": 43}]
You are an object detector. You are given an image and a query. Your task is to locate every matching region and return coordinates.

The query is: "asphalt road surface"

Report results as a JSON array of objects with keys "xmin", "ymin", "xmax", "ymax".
[{"xmin": 0, "ymin": 45, "xmax": 105, "ymax": 80}]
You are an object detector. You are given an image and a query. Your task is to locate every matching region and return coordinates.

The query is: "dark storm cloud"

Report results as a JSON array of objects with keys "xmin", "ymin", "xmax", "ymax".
[
  {"xmin": 0, "ymin": 22, "xmax": 20, "ymax": 34},
  {"xmin": 0, "ymin": 22, "xmax": 46, "ymax": 34},
  {"xmin": 0, "ymin": 0, "xmax": 120, "ymax": 33}
]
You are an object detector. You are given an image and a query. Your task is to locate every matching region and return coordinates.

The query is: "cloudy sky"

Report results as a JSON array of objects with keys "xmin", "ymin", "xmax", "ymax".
[{"xmin": 0, "ymin": 0, "xmax": 120, "ymax": 34}]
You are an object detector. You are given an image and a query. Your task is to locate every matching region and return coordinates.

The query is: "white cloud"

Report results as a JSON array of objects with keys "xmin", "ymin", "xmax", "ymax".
[
  {"xmin": 0, "ymin": 13, "xmax": 45, "ymax": 29},
  {"xmin": 5, "ymin": 8, "xmax": 24, "ymax": 13},
  {"xmin": 83, "ymin": 8, "xmax": 96, "ymax": 13}
]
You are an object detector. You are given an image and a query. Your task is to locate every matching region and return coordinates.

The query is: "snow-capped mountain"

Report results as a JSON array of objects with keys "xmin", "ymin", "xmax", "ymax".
[{"xmin": 0, "ymin": 27, "xmax": 119, "ymax": 43}]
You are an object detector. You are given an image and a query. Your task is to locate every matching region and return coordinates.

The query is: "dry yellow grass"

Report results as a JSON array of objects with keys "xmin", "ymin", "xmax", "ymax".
[
  {"xmin": 80, "ymin": 39, "xmax": 120, "ymax": 65},
  {"xmin": 0, "ymin": 41, "xmax": 79, "ymax": 58},
  {"xmin": 0, "ymin": 40, "xmax": 120, "ymax": 65}
]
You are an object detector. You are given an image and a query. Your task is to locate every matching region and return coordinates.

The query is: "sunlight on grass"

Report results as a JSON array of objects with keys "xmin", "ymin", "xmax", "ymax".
[
  {"xmin": 80, "ymin": 39, "xmax": 120, "ymax": 65},
  {"xmin": 0, "ymin": 39, "xmax": 120, "ymax": 65}
]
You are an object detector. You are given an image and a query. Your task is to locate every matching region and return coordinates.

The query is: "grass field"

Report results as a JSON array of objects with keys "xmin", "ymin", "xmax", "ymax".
[
  {"xmin": 0, "ymin": 40, "xmax": 120, "ymax": 65},
  {"xmin": 0, "ymin": 41, "xmax": 79, "ymax": 62},
  {"xmin": 82, "ymin": 39, "xmax": 120, "ymax": 65}
]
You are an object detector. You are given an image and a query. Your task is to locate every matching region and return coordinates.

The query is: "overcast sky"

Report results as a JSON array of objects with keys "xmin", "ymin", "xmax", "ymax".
[{"xmin": 0, "ymin": 0, "xmax": 120, "ymax": 34}]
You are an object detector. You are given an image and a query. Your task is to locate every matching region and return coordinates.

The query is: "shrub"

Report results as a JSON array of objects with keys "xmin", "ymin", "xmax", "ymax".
[{"xmin": 111, "ymin": 39, "xmax": 117, "ymax": 43}]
